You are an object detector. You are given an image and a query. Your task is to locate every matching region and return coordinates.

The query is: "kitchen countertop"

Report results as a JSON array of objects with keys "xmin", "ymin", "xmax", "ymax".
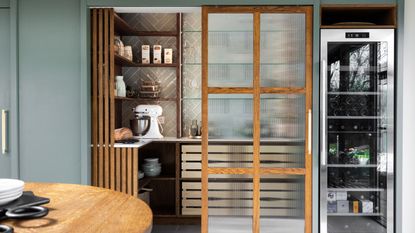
[{"xmin": 113, "ymin": 137, "xmax": 304, "ymax": 148}]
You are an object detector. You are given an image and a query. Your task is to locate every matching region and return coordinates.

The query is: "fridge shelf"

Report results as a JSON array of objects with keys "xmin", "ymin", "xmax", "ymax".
[
  {"xmin": 327, "ymin": 164, "xmax": 377, "ymax": 168},
  {"xmin": 327, "ymin": 116, "xmax": 382, "ymax": 120},
  {"xmin": 327, "ymin": 188, "xmax": 385, "ymax": 192},
  {"xmin": 328, "ymin": 131, "xmax": 377, "ymax": 134},
  {"xmin": 327, "ymin": 213, "xmax": 382, "ymax": 217},
  {"xmin": 327, "ymin": 92, "xmax": 382, "ymax": 95}
]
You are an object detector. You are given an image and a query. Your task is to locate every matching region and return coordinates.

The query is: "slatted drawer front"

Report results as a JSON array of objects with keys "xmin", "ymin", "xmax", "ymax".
[
  {"xmin": 182, "ymin": 180, "xmax": 303, "ymax": 216},
  {"xmin": 181, "ymin": 144, "xmax": 304, "ymax": 178}
]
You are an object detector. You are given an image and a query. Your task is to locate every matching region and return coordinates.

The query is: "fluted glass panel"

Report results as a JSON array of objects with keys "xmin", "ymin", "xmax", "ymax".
[
  {"xmin": 208, "ymin": 94, "xmax": 253, "ymax": 139},
  {"xmin": 208, "ymin": 174, "xmax": 253, "ymax": 233},
  {"xmin": 260, "ymin": 174, "xmax": 305, "ymax": 233},
  {"xmin": 259, "ymin": 94, "xmax": 305, "ymax": 168},
  {"xmin": 208, "ymin": 14, "xmax": 253, "ymax": 87},
  {"xmin": 260, "ymin": 14, "xmax": 305, "ymax": 87}
]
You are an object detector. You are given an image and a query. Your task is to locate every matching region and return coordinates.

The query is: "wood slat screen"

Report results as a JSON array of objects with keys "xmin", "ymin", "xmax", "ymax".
[{"xmin": 91, "ymin": 8, "xmax": 127, "ymax": 192}]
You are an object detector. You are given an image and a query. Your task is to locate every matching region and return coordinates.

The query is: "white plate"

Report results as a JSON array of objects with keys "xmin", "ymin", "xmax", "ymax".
[
  {"xmin": 0, "ymin": 179, "xmax": 24, "ymax": 194},
  {"xmin": 0, "ymin": 188, "xmax": 23, "ymax": 199},
  {"xmin": 0, "ymin": 191, "xmax": 23, "ymax": 205}
]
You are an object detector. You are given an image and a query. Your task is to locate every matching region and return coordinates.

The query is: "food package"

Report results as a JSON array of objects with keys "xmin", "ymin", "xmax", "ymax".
[
  {"xmin": 142, "ymin": 45, "xmax": 150, "ymax": 64},
  {"xmin": 164, "ymin": 48, "xmax": 173, "ymax": 64},
  {"xmin": 153, "ymin": 45, "xmax": 162, "ymax": 64}
]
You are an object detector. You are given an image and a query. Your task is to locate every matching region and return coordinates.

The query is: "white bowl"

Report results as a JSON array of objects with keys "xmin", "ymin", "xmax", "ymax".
[{"xmin": 144, "ymin": 158, "xmax": 159, "ymax": 164}]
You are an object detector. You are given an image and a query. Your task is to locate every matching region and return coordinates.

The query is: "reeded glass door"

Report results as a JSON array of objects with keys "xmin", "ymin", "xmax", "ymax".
[
  {"xmin": 320, "ymin": 29, "xmax": 395, "ymax": 233},
  {"xmin": 202, "ymin": 6, "xmax": 313, "ymax": 233}
]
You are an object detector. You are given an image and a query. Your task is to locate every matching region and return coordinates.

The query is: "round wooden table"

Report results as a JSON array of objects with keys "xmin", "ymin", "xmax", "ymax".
[{"xmin": 1, "ymin": 183, "xmax": 153, "ymax": 233}]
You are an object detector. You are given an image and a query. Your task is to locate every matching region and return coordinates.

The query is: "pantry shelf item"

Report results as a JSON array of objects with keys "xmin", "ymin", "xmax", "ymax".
[{"xmin": 115, "ymin": 75, "xmax": 126, "ymax": 97}]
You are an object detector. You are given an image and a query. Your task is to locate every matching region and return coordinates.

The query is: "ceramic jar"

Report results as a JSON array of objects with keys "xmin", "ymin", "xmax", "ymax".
[{"xmin": 115, "ymin": 76, "xmax": 126, "ymax": 97}]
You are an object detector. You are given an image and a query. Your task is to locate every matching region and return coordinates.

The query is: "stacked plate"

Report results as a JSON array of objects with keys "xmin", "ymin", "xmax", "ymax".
[{"xmin": 0, "ymin": 179, "xmax": 24, "ymax": 205}]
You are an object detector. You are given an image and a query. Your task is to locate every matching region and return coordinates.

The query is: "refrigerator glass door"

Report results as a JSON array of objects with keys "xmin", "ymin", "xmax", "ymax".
[{"xmin": 320, "ymin": 29, "xmax": 394, "ymax": 233}]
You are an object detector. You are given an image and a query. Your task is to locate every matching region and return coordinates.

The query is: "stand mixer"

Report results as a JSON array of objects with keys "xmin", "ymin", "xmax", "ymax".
[{"xmin": 131, "ymin": 105, "xmax": 164, "ymax": 139}]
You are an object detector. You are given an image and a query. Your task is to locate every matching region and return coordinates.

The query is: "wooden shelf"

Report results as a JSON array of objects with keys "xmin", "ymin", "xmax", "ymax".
[
  {"xmin": 115, "ymin": 54, "xmax": 178, "ymax": 67},
  {"xmin": 135, "ymin": 31, "xmax": 178, "ymax": 37},
  {"xmin": 114, "ymin": 96, "xmax": 137, "ymax": 101},
  {"xmin": 320, "ymin": 4, "xmax": 396, "ymax": 28},
  {"xmin": 114, "ymin": 54, "xmax": 138, "ymax": 66},
  {"xmin": 321, "ymin": 25, "xmax": 395, "ymax": 29},
  {"xmin": 115, "ymin": 96, "xmax": 176, "ymax": 102},
  {"xmin": 114, "ymin": 13, "xmax": 178, "ymax": 37}
]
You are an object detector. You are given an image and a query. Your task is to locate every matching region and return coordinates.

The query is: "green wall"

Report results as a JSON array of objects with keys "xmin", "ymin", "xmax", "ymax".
[{"xmin": 18, "ymin": 0, "xmax": 81, "ymax": 183}]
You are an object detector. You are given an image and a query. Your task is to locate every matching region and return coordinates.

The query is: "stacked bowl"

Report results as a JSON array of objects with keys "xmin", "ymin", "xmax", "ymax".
[
  {"xmin": 0, "ymin": 179, "xmax": 24, "ymax": 205},
  {"xmin": 142, "ymin": 158, "xmax": 161, "ymax": 177}
]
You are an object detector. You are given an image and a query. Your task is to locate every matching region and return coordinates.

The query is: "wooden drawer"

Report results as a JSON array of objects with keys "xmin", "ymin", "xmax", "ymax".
[
  {"xmin": 181, "ymin": 181, "xmax": 304, "ymax": 216},
  {"xmin": 181, "ymin": 144, "xmax": 304, "ymax": 178}
]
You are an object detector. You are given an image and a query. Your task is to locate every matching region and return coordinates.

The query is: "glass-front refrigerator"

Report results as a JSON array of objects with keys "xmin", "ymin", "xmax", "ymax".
[{"xmin": 320, "ymin": 29, "xmax": 394, "ymax": 233}]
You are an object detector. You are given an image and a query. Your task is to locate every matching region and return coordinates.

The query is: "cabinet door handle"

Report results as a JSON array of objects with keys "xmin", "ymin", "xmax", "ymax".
[
  {"xmin": 321, "ymin": 60, "xmax": 327, "ymax": 166},
  {"xmin": 308, "ymin": 109, "xmax": 312, "ymax": 155},
  {"xmin": 2, "ymin": 109, "xmax": 8, "ymax": 154}
]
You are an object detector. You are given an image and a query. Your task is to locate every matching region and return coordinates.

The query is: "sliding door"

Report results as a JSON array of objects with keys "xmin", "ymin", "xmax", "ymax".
[{"xmin": 201, "ymin": 6, "xmax": 313, "ymax": 233}]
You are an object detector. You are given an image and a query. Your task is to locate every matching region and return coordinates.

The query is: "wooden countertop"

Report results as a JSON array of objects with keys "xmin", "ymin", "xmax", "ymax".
[{"xmin": 1, "ymin": 183, "xmax": 153, "ymax": 233}]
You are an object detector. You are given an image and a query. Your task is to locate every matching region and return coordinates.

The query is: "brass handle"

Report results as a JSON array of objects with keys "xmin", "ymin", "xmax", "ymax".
[
  {"xmin": 308, "ymin": 109, "xmax": 312, "ymax": 155},
  {"xmin": 2, "ymin": 109, "xmax": 8, "ymax": 154}
]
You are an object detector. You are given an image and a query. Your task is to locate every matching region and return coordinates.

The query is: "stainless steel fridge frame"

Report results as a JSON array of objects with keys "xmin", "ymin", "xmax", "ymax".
[{"xmin": 320, "ymin": 29, "xmax": 395, "ymax": 233}]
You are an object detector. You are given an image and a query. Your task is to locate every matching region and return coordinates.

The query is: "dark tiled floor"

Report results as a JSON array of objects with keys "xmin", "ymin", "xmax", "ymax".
[{"xmin": 151, "ymin": 224, "xmax": 201, "ymax": 233}]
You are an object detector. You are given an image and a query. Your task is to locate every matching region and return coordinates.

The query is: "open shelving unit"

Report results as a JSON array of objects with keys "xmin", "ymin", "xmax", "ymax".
[{"xmin": 113, "ymin": 12, "xmax": 182, "ymax": 137}]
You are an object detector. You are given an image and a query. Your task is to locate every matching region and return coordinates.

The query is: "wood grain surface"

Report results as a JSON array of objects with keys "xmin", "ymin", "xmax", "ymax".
[{"xmin": 1, "ymin": 183, "xmax": 152, "ymax": 233}]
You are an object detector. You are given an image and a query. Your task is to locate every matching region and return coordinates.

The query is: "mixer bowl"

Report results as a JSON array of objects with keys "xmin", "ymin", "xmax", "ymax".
[{"xmin": 130, "ymin": 116, "xmax": 150, "ymax": 136}]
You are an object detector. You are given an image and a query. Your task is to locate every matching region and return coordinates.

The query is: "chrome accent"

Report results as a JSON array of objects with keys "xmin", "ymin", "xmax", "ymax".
[
  {"xmin": 320, "ymin": 56, "xmax": 328, "ymax": 233},
  {"xmin": 1, "ymin": 109, "xmax": 8, "ymax": 154}
]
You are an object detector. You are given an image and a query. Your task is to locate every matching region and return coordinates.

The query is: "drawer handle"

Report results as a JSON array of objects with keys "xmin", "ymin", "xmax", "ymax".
[{"xmin": 2, "ymin": 109, "xmax": 8, "ymax": 154}]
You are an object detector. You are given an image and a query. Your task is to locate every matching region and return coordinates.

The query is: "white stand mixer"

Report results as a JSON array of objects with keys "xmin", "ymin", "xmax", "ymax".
[{"xmin": 133, "ymin": 105, "xmax": 164, "ymax": 139}]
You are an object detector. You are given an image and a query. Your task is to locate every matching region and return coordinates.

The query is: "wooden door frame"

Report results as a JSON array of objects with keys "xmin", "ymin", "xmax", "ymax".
[{"xmin": 201, "ymin": 5, "xmax": 313, "ymax": 233}]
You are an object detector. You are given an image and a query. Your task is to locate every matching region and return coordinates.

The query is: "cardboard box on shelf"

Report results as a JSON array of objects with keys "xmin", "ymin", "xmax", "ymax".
[
  {"xmin": 361, "ymin": 200, "xmax": 374, "ymax": 213},
  {"xmin": 327, "ymin": 192, "xmax": 337, "ymax": 202},
  {"xmin": 328, "ymin": 201, "xmax": 337, "ymax": 213},
  {"xmin": 337, "ymin": 200, "xmax": 350, "ymax": 213},
  {"xmin": 336, "ymin": 191, "xmax": 348, "ymax": 201}
]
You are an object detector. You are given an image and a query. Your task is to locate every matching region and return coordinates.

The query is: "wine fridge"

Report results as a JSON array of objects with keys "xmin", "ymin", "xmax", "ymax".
[{"xmin": 320, "ymin": 29, "xmax": 394, "ymax": 233}]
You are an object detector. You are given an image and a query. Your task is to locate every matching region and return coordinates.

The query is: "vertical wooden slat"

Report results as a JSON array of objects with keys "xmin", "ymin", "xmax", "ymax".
[
  {"xmin": 252, "ymin": 11, "xmax": 261, "ymax": 233},
  {"xmin": 201, "ymin": 6, "xmax": 209, "ymax": 233},
  {"xmin": 122, "ymin": 148, "xmax": 127, "ymax": 193},
  {"xmin": 104, "ymin": 9, "xmax": 110, "ymax": 189},
  {"xmin": 133, "ymin": 149, "xmax": 138, "ymax": 197},
  {"xmin": 116, "ymin": 148, "xmax": 121, "ymax": 192},
  {"xmin": 175, "ymin": 142, "xmax": 181, "ymax": 216},
  {"xmin": 91, "ymin": 9, "xmax": 98, "ymax": 187},
  {"xmin": 176, "ymin": 13, "xmax": 182, "ymax": 138},
  {"xmin": 127, "ymin": 148, "xmax": 133, "ymax": 195},
  {"xmin": 109, "ymin": 9, "xmax": 116, "ymax": 191},
  {"xmin": 304, "ymin": 6, "xmax": 313, "ymax": 233},
  {"xmin": 98, "ymin": 9, "xmax": 104, "ymax": 188}
]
